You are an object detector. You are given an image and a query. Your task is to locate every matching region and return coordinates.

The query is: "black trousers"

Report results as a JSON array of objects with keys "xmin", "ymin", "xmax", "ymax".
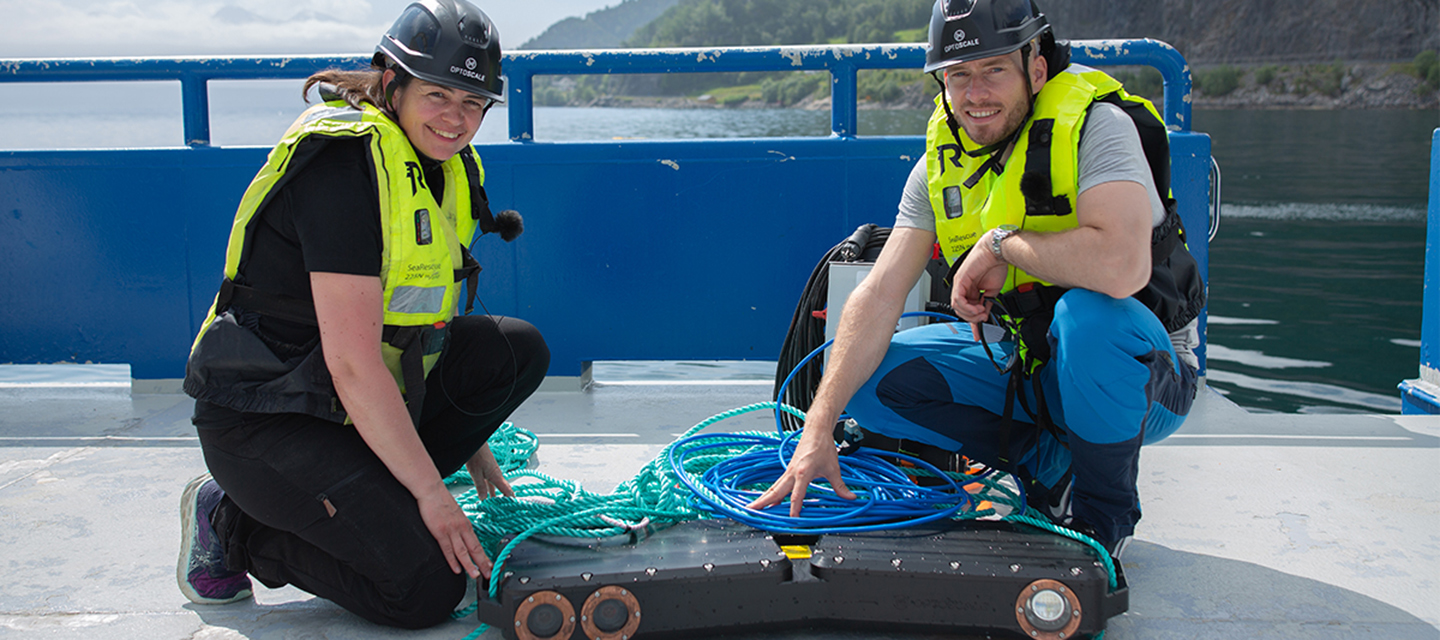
[{"xmin": 193, "ymin": 315, "xmax": 549, "ymax": 628}]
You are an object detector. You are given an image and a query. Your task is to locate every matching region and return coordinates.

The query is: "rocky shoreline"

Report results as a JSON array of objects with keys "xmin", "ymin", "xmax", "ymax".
[
  {"xmin": 1188, "ymin": 61, "xmax": 1438, "ymax": 110},
  {"xmin": 565, "ymin": 61, "xmax": 1438, "ymax": 111}
]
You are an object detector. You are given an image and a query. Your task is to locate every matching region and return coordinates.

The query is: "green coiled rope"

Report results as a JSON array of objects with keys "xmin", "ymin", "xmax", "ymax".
[{"xmin": 443, "ymin": 402, "xmax": 1118, "ymax": 639}]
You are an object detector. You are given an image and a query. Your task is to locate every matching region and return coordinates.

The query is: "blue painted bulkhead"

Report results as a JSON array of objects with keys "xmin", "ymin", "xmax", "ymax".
[
  {"xmin": 1398, "ymin": 128, "xmax": 1440, "ymax": 415},
  {"xmin": 1, "ymin": 42, "xmax": 1213, "ymax": 382}
]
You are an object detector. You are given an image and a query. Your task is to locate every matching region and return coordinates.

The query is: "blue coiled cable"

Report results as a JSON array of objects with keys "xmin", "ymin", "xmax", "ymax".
[
  {"xmin": 670, "ymin": 311, "xmax": 1000, "ymax": 535},
  {"xmin": 669, "ymin": 428, "xmax": 979, "ymax": 534}
]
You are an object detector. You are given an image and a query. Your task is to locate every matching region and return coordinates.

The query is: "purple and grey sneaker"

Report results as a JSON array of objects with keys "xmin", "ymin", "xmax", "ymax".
[{"xmin": 177, "ymin": 474, "xmax": 252, "ymax": 604}]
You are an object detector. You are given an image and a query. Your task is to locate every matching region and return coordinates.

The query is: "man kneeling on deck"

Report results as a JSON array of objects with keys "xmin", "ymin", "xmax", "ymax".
[{"xmin": 751, "ymin": 0, "xmax": 1206, "ymax": 558}]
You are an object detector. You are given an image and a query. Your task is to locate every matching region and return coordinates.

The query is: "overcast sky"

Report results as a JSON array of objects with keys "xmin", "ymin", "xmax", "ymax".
[{"xmin": 0, "ymin": 0, "xmax": 618, "ymax": 58}]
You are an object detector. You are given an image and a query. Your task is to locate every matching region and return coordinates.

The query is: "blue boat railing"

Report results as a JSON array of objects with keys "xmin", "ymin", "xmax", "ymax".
[
  {"xmin": 504, "ymin": 40, "xmax": 1194, "ymax": 141},
  {"xmin": 1, "ymin": 40, "xmax": 1194, "ymax": 146},
  {"xmin": 2, "ymin": 56, "xmax": 357, "ymax": 147},
  {"xmin": 0, "ymin": 41, "xmax": 1212, "ymax": 385}
]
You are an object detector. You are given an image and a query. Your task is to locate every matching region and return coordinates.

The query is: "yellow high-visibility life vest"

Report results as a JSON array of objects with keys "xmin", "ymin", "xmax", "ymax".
[
  {"xmin": 925, "ymin": 64, "xmax": 1160, "ymax": 290},
  {"xmin": 185, "ymin": 99, "xmax": 485, "ymax": 423},
  {"xmin": 923, "ymin": 64, "xmax": 1204, "ymax": 369}
]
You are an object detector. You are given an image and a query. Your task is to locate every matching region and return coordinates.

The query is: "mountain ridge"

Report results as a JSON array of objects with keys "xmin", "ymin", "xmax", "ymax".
[
  {"xmin": 516, "ymin": 0, "xmax": 1438, "ymax": 109},
  {"xmin": 521, "ymin": 0, "xmax": 1438, "ymax": 63},
  {"xmin": 520, "ymin": 0, "xmax": 682, "ymax": 50}
]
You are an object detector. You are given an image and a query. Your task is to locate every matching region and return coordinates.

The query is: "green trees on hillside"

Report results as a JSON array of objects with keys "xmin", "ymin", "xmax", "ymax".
[
  {"xmin": 630, "ymin": 0, "xmax": 933, "ymax": 102},
  {"xmin": 760, "ymin": 72, "xmax": 829, "ymax": 106},
  {"xmin": 521, "ymin": 0, "xmax": 683, "ymax": 49},
  {"xmin": 627, "ymin": 0, "xmax": 931, "ymax": 48},
  {"xmin": 530, "ymin": 0, "xmax": 1437, "ymax": 107},
  {"xmin": 1195, "ymin": 65, "xmax": 1243, "ymax": 97},
  {"xmin": 1408, "ymin": 50, "xmax": 1438, "ymax": 93},
  {"xmin": 533, "ymin": 0, "xmax": 934, "ymax": 105}
]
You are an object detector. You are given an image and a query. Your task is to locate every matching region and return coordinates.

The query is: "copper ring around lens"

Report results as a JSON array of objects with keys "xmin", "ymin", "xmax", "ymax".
[
  {"xmin": 514, "ymin": 589, "xmax": 576, "ymax": 640},
  {"xmin": 1014, "ymin": 579, "xmax": 1082, "ymax": 640},
  {"xmin": 580, "ymin": 585, "xmax": 642, "ymax": 640}
]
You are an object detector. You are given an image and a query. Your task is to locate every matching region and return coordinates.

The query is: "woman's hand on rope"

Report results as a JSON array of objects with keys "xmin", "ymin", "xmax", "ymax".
[
  {"xmin": 466, "ymin": 443, "xmax": 515, "ymax": 499},
  {"xmin": 417, "ymin": 485, "xmax": 492, "ymax": 579},
  {"xmin": 745, "ymin": 422, "xmax": 857, "ymax": 518},
  {"xmin": 311, "ymin": 273, "xmax": 491, "ymax": 579}
]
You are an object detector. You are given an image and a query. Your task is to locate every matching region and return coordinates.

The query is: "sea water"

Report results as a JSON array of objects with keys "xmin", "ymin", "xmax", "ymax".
[{"xmin": 1, "ymin": 79, "xmax": 1433, "ymax": 413}]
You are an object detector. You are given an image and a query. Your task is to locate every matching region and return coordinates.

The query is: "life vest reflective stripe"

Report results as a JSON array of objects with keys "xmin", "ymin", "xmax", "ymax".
[{"xmin": 188, "ymin": 99, "xmax": 481, "ymax": 422}]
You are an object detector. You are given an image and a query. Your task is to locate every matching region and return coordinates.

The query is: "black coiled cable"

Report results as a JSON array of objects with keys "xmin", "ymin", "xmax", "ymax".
[{"xmin": 771, "ymin": 224, "xmax": 891, "ymax": 431}]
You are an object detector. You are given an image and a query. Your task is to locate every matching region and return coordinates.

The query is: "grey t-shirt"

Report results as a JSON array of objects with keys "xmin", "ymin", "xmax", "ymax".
[{"xmin": 898, "ymin": 101, "xmax": 1199, "ymax": 368}]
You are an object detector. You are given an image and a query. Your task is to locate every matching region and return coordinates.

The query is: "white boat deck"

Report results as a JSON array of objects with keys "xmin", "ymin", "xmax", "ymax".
[{"xmin": 1, "ymin": 365, "xmax": 1437, "ymax": 639}]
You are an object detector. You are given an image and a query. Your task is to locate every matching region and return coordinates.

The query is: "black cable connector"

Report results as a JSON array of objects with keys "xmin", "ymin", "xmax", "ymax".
[{"xmin": 772, "ymin": 224, "xmax": 891, "ymax": 432}]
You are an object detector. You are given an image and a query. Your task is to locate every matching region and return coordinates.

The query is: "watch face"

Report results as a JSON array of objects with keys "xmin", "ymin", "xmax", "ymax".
[{"xmin": 991, "ymin": 225, "xmax": 1019, "ymax": 259}]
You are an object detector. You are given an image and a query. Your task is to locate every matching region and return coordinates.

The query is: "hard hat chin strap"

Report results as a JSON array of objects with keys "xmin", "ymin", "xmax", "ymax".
[
  {"xmin": 933, "ymin": 71, "xmax": 970, "ymax": 159},
  {"xmin": 1020, "ymin": 42, "xmax": 1036, "ymax": 108},
  {"xmin": 380, "ymin": 63, "xmax": 410, "ymax": 118},
  {"xmin": 935, "ymin": 45, "xmax": 1040, "ymax": 188}
]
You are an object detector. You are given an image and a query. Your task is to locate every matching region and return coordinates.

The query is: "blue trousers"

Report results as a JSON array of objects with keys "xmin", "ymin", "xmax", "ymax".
[{"xmin": 845, "ymin": 290, "xmax": 1197, "ymax": 546}]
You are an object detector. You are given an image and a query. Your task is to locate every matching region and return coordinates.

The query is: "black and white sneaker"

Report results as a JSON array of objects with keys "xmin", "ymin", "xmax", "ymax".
[
  {"xmin": 1063, "ymin": 519, "xmax": 1131, "ymax": 562},
  {"xmin": 1026, "ymin": 473, "xmax": 1074, "ymax": 525},
  {"xmin": 1028, "ymin": 475, "xmax": 1131, "ymax": 561},
  {"xmin": 1043, "ymin": 476, "xmax": 1073, "ymax": 524}
]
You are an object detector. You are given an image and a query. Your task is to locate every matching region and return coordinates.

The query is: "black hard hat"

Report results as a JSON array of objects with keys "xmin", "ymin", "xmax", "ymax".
[
  {"xmin": 374, "ymin": 0, "xmax": 506, "ymax": 103},
  {"xmin": 923, "ymin": 0, "xmax": 1052, "ymax": 74}
]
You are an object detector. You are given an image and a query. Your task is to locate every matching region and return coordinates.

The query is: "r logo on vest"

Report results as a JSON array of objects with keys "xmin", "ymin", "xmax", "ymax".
[
  {"xmin": 405, "ymin": 161, "xmax": 428, "ymax": 196},
  {"xmin": 937, "ymin": 143, "xmax": 963, "ymax": 175}
]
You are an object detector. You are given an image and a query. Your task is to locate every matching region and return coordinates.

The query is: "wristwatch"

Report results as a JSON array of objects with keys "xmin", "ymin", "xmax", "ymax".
[{"xmin": 989, "ymin": 224, "xmax": 1019, "ymax": 261}]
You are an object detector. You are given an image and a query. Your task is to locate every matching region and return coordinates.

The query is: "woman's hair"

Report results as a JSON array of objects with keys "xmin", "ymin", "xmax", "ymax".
[{"xmin": 302, "ymin": 65, "xmax": 414, "ymax": 112}]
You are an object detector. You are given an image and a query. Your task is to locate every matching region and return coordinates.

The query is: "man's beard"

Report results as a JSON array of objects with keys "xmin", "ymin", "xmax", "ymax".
[{"xmin": 964, "ymin": 100, "xmax": 1031, "ymax": 147}]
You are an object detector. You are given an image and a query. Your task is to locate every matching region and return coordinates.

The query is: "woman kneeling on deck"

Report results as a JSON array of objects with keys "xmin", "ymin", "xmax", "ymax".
[{"xmin": 176, "ymin": 0, "xmax": 549, "ymax": 628}]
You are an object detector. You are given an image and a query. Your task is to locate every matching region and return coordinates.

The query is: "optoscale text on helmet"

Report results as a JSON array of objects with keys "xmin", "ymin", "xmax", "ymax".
[{"xmin": 449, "ymin": 66, "xmax": 487, "ymax": 83}]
